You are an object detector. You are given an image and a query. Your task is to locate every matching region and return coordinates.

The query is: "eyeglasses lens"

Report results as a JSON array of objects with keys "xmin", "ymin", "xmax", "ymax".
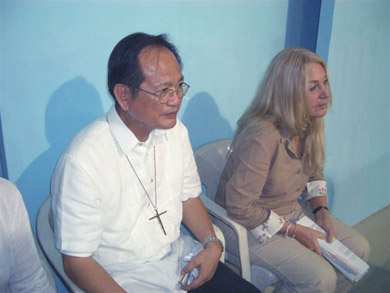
[{"xmin": 159, "ymin": 84, "xmax": 189, "ymax": 103}]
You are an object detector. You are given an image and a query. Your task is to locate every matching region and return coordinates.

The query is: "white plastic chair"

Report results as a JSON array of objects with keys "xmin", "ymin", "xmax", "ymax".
[
  {"xmin": 36, "ymin": 196, "xmax": 226, "ymax": 293},
  {"xmin": 36, "ymin": 196, "xmax": 81, "ymax": 292},
  {"xmin": 194, "ymin": 139, "xmax": 279, "ymax": 291}
]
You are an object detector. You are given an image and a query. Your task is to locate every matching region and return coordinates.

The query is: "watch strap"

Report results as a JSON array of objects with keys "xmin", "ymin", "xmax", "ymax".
[{"xmin": 203, "ymin": 236, "xmax": 224, "ymax": 252}]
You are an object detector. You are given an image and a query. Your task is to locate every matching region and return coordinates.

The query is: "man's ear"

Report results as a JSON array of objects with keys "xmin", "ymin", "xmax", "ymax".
[{"xmin": 113, "ymin": 83, "xmax": 132, "ymax": 111}]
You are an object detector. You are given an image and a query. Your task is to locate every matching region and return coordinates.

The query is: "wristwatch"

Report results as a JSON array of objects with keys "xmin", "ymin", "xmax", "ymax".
[{"xmin": 203, "ymin": 236, "xmax": 224, "ymax": 252}]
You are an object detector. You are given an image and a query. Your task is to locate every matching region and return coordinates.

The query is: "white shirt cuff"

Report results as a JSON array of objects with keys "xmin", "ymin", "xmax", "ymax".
[
  {"xmin": 60, "ymin": 250, "xmax": 93, "ymax": 258},
  {"xmin": 249, "ymin": 210, "xmax": 284, "ymax": 244},
  {"xmin": 303, "ymin": 180, "xmax": 327, "ymax": 201}
]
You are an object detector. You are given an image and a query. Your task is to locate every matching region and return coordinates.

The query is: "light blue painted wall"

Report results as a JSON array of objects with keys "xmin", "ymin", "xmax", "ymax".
[
  {"xmin": 321, "ymin": 0, "xmax": 389, "ymax": 226},
  {"xmin": 1, "ymin": 0, "xmax": 288, "ymax": 223},
  {"xmin": 1, "ymin": 1, "xmax": 287, "ymax": 290}
]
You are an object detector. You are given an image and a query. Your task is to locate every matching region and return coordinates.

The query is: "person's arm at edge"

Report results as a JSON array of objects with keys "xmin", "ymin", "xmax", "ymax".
[
  {"xmin": 3, "ymin": 179, "xmax": 56, "ymax": 292},
  {"xmin": 62, "ymin": 254, "xmax": 125, "ymax": 293},
  {"xmin": 180, "ymin": 196, "xmax": 222, "ymax": 291}
]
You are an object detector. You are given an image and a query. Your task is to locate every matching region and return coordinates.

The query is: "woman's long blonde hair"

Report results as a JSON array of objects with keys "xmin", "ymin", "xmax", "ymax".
[{"xmin": 233, "ymin": 48, "xmax": 332, "ymax": 175}]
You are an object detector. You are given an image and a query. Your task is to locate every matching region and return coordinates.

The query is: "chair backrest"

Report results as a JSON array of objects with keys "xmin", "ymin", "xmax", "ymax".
[
  {"xmin": 194, "ymin": 139, "xmax": 279, "ymax": 291},
  {"xmin": 36, "ymin": 196, "xmax": 81, "ymax": 292},
  {"xmin": 194, "ymin": 139, "xmax": 232, "ymax": 201}
]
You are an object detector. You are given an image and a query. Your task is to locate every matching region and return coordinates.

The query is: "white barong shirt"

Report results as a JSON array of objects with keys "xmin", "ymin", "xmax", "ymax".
[{"xmin": 51, "ymin": 106, "xmax": 202, "ymax": 291}]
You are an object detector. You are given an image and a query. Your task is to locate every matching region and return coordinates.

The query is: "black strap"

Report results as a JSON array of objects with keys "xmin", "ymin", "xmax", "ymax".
[{"xmin": 313, "ymin": 205, "xmax": 329, "ymax": 214}]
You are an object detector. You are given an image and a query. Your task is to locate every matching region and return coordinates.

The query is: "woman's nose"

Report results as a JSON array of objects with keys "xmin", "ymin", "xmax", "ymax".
[{"xmin": 319, "ymin": 85, "xmax": 329, "ymax": 99}]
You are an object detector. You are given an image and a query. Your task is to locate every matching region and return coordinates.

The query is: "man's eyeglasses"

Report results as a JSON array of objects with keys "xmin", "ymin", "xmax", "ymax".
[{"xmin": 135, "ymin": 82, "xmax": 190, "ymax": 104}]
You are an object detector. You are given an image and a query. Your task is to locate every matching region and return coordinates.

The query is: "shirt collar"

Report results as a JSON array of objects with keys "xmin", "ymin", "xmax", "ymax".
[
  {"xmin": 279, "ymin": 127, "xmax": 301, "ymax": 159},
  {"xmin": 106, "ymin": 105, "xmax": 166, "ymax": 155}
]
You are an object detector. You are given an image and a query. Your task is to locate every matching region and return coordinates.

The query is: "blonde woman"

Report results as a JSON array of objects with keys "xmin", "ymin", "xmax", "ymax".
[{"xmin": 216, "ymin": 48, "xmax": 369, "ymax": 292}]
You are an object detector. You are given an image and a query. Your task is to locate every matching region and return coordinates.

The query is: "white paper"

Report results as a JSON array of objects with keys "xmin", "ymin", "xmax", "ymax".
[{"xmin": 297, "ymin": 216, "xmax": 369, "ymax": 282}]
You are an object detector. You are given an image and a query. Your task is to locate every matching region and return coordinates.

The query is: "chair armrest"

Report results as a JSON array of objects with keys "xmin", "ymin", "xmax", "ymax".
[
  {"xmin": 36, "ymin": 196, "xmax": 81, "ymax": 292},
  {"xmin": 211, "ymin": 224, "xmax": 226, "ymax": 262},
  {"xmin": 200, "ymin": 193, "xmax": 251, "ymax": 281}
]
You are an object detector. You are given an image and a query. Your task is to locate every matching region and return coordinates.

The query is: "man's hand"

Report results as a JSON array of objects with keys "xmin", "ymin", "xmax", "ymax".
[
  {"xmin": 315, "ymin": 209, "xmax": 335, "ymax": 243},
  {"xmin": 181, "ymin": 197, "xmax": 223, "ymax": 290},
  {"xmin": 180, "ymin": 242, "xmax": 221, "ymax": 291}
]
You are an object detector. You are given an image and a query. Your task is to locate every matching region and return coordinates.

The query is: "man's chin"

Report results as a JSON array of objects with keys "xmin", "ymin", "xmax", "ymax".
[{"xmin": 159, "ymin": 118, "xmax": 177, "ymax": 130}]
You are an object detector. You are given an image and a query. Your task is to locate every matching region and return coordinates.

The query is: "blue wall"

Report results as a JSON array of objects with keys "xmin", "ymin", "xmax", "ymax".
[
  {"xmin": 1, "ymin": 0, "xmax": 288, "ymax": 225},
  {"xmin": 322, "ymin": 0, "xmax": 389, "ymax": 226},
  {"xmin": 1, "ymin": 2, "xmax": 287, "ymax": 290}
]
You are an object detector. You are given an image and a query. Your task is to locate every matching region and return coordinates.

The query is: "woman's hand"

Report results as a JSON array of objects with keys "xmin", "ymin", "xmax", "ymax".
[
  {"xmin": 294, "ymin": 224, "xmax": 326, "ymax": 256},
  {"xmin": 315, "ymin": 209, "xmax": 335, "ymax": 243}
]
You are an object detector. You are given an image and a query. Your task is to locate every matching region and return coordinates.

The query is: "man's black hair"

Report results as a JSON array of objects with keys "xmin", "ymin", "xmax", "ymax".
[{"xmin": 107, "ymin": 32, "xmax": 182, "ymax": 100}]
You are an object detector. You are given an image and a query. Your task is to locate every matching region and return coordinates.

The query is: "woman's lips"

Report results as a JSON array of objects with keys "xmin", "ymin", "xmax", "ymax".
[{"xmin": 316, "ymin": 104, "xmax": 327, "ymax": 109}]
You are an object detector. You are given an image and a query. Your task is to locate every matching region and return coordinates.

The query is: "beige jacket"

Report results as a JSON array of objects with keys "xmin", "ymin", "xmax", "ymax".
[{"xmin": 216, "ymin": 122, "xmax": 323, "ymax": 230}]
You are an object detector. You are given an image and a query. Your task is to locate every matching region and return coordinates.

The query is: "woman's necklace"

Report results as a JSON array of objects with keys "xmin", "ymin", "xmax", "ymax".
[{"xmin": 125, "ymin": 146, "xmax": 167, "ymax": 235}]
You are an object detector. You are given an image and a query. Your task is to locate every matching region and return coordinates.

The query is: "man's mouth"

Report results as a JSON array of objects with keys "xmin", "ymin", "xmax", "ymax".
[{"xmin": 162, "ymin": 112, "xmax": 177, "ymax": 118}]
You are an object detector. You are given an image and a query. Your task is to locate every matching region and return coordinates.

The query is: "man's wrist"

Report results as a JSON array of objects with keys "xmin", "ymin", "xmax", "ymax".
[{"xmin": 203, "ymin": 236, "xmax": 224, "ymax": 252}]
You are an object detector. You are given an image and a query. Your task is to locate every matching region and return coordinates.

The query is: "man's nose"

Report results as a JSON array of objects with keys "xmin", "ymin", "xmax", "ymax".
[{"xmin": 166, "ymin": 91, "xmax": 181, "ymax": 106}]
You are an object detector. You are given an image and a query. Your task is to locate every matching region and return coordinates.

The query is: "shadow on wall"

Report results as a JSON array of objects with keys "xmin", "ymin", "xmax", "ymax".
[
  {"xmin": 182, "ymin": 91, "xmax": 233, "ymax": 151},
  {"xmin": 16, "ymin": 77, "xmax": 104, "ymax": 226}
]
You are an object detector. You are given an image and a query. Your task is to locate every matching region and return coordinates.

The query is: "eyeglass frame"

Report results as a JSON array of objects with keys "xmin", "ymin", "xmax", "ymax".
[{"xmin": 134, "ymin": 82, "xmax": 190, "ymax": 104}]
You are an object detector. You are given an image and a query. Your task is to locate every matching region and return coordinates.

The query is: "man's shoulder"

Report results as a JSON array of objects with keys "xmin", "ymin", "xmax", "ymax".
[
  {"xmin": 0, "ymin": 178, "xmax": 19, "ymax": 203},
  {"xmin": 0, "ymin": 178, "xmax": 23, "ymax": 220},
  {"xmin": 63, "ymin": 116, "xmax": 111, "ymax": 158}
]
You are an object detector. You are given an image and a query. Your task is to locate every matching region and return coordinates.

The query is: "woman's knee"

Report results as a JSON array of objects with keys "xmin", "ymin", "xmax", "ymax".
[
  {"xmin": 303, "ymin": 262, "xmax": 337, "ymax": 292},
  {"xmin": 333, "ymin": 218, "xmax": 370, "ymax": 262},
  {"xmin": 277, "ymin": 259, "xmax": 337, "ymax": 293},
  {"xmin": 355, "ymin": 233, "xmax": 370, "ymax": 261},
  {"xmin": 313, "ymin": 269, "xmax": 337, "ymax": 292}
]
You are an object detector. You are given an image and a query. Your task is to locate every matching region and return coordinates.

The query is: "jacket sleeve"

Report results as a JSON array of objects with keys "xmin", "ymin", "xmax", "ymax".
[{"xmin": 225, "ymin": 128, "xmax": 284, "ymax": 243}]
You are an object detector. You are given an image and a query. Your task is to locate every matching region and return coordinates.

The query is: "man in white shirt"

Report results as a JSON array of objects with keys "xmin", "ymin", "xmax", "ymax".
[
  {"xmin": 0, "ymin": 178, "xmax": 55, "ymax": 292},
  {"xmin": 51, "ymin": 33, "xmax": 259, "ymax": 292}
]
